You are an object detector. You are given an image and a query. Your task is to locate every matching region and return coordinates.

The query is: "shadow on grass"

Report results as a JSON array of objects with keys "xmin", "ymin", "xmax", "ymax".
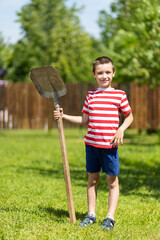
[
  {"xmin": 17, "ymin": 165, "xmax": 88, "ymax": 184},
  {"xmin": 17, "ymin": 166, "xmax": 63, "ymax": 176},
  {"xmin": 38, "ymin": 206, "xmax": 86, "ymax": 222},
  {"xmin": 98, "ymin": 155, "xmax": 160, "ymax": 199},
  {"xmin": 0, "ymin": 206, "xmax": 85, "ymax": 222},
  {"xmin": 17, "ymin": 156, "xmax": 160, "ymax": 200},
  {"xmin": 16, "ymin": 129, "xmax": 160, "ymax": 200},
  {"xmin": 104, "ymin": 132, "xmax": 160, "ymax": 198},
  {"xmin": 118, "ymin": 157, "xmax": 160, "ymax": 198}
]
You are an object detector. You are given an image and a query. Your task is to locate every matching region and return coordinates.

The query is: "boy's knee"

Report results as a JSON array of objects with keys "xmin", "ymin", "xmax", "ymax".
[
  {"xmin": 88, "ymin": 173, "xmax": 100, "ymax": 186},
  {"xmin": 107, "ymin": 175, "xmax": 119, "ymax": 189}
]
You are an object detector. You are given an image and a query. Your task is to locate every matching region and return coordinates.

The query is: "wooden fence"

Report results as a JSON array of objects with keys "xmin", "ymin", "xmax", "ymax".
[
  {"xmin": 130, "ymin": 83, "xmax": 160, "ymax": 131},
  {"xmin": 0, "ymin": 81, "xmax": 160, "ymax": 131}
]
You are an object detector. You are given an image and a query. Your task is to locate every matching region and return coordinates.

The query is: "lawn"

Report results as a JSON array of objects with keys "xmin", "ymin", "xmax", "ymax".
[{"xmin": 0, "ymin": 128, "xmax": 160, "ymax": 240}]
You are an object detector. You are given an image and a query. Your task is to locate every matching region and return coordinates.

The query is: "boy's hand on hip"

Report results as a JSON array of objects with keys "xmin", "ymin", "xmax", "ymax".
[{"xmin": 110, "ymin": 129, "xmax": 124, "ymax": 147}]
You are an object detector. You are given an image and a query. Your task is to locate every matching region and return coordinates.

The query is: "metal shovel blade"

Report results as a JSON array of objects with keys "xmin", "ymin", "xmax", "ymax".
[{"xmin": 29, "ymin": 66, "xmax": 67, "ymax": 106}]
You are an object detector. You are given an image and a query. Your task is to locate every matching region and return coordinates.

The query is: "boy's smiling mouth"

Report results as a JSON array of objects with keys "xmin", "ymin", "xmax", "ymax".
[{"xmin": 100, "ymin": 78, "xmax": 109, "ymax": 83}]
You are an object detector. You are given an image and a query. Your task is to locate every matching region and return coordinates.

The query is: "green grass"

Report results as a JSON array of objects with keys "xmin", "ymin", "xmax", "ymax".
[{"xmin": 0, "ymin": 129, "xmax": 160, "ymax": 240}]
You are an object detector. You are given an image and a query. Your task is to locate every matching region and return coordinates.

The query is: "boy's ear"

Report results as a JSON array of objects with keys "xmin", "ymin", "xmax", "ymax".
[
  {"xmin": 92, "ymin": 72, "xmax": 95, "ymax": 78},
  {"xmin": 113, "ymin": 71, "xmax": 115, "ymax": 77}
]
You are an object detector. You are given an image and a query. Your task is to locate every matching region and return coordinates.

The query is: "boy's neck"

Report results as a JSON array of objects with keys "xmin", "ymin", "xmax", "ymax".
[{"xmin": 98, "ymin": 86, "xmax": 114, "ymax": 90}]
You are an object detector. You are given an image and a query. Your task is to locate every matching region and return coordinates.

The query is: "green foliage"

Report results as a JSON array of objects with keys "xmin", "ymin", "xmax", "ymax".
[
  {"xmin": 99, "ymin": 0, "xmax": 160, "ymax": 87},
  {"xmin": 7, "ymin": 0, "xmax": 99, "ymax": 83},
  {"xmin": 0, "ymin": 129, "xmax": 160, "ymax": 239},
  {"xmin": 0, "ymin": 33, "xmax": 13, "ymax": 73}
]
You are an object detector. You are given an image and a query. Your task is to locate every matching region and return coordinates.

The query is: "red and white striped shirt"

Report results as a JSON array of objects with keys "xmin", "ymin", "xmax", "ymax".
[{"xmin": 82, "ymin": 88, "xmax": 132, "ymax": 149}]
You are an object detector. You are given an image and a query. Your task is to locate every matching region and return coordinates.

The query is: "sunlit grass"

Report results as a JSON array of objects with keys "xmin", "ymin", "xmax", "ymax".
[{"xmin": 0, "ymin": 129, "xmax": 160, "ymax": 239}]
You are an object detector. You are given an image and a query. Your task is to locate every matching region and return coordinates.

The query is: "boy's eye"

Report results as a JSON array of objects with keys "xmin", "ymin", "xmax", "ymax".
[{"xmin": 97, "ymin": 71, "xmax": 111, "ymax": 75}]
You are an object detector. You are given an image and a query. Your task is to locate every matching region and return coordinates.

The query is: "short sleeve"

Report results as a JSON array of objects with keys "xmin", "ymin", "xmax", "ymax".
[
  {"xmin": 82, "ymin": 94, "xmax": 89, "ymax": 114},
  {"xmin": 120, "ymin": 92, "xmax": 132, "ymax": 114}
]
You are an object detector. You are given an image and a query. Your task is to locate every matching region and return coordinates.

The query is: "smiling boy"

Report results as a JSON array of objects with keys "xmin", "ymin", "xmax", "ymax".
[{"xmin": 54, "ymin": 56, "xmax": 133, "ymax": 231}]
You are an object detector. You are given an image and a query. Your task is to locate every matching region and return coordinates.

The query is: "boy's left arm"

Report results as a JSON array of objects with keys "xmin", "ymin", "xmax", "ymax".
[{"xmin": 110, "ymin": 112, "xmax": 133, "ymax": 147}]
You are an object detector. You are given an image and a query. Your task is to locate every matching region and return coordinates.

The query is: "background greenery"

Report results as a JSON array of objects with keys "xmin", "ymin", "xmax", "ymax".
[
  {"xmin": 0, "ymin": 129, "xmax": 160, "ymax": 239},
  {"xmin": 0, "ymin": 0, "xmax": 160, "ymax": 87}
]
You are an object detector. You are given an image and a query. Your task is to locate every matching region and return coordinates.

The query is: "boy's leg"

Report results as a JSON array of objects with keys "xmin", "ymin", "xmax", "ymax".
[
  {"xmin": 79, "ymin": 172, "xmax": 99, "ymax": 227},
  {"xmin": 106, "ymin": 174, "xmax": 119, "ymax": 219},
  {"xmin": 101, "ymin": 175, "xmax": 119, "ymax": 231},
  {"xmin": 87, "ymin": 172, "xmax": 100, "ymax": 213}
]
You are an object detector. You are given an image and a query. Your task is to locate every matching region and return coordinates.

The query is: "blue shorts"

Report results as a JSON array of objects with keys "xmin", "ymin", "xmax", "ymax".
[{"xmin": 85, "ymin": 145, "xmax": 120, "ymax": 176}]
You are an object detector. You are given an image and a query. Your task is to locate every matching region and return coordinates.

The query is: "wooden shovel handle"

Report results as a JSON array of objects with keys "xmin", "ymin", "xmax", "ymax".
[{"xmin": 56, "ymin": 106, "xmax": 76, "ymax": 224}]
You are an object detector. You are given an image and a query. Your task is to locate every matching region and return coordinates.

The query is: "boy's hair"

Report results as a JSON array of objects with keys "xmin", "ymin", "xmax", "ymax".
[{"xmin": 93, "ymin": 56, "xmax": 115, "ymax": 73}]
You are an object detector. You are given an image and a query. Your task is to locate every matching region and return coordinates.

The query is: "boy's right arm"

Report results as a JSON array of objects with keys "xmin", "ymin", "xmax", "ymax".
[{"xmin": 54, "ymin": 108, "xmax": 89, "ymax": 125}]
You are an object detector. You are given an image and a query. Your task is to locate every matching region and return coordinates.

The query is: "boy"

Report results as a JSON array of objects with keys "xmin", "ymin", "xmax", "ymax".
[{"xmin": 54, "ymin": 56, "xmax": 133, "ymax": 231}]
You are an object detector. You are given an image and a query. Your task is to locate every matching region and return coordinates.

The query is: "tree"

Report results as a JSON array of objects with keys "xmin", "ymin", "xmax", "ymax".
[
  {"xmin": 0, "ymin": 33, "xmax": 12, "ymax": 78},
  {"xmin": 8, "ymin": 0, "xmax": 99, "ymax": 83},
  {"xmin": 98, "ymin": 0, "xmax": 160, "ymax": 87}
]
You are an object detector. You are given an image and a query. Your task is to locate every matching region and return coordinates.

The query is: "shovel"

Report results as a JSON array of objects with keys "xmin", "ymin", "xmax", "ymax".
[{"xmin": 29, "ymin": 66, "xmax": 76, "ymax": 224}]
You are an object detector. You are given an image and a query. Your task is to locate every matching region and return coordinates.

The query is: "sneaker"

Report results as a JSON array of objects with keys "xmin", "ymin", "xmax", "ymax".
[
  {"xmin": 101, "ymin": 217, "xmax": 115, "ymax": 231},
  {"xmin": 79, "ymin": 215, "xmax": 96, "ymax": 227}
]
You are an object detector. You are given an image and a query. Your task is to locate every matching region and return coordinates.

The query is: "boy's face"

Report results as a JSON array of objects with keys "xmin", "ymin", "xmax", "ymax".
[{"xmin": 92, "ymin": 63, "xmax": 115, "ymax": 88}]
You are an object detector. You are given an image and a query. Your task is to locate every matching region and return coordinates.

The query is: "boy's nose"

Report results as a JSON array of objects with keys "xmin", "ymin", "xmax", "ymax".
[{"xmin": 102, "ymin": 73, "xmax": 107, "ymax": 78}]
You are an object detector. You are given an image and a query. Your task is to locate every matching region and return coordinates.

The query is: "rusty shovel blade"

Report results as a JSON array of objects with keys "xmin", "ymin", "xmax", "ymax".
[{"xmin": 29, "ymin": 66, "xmax": 67, "ymax": 106}]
